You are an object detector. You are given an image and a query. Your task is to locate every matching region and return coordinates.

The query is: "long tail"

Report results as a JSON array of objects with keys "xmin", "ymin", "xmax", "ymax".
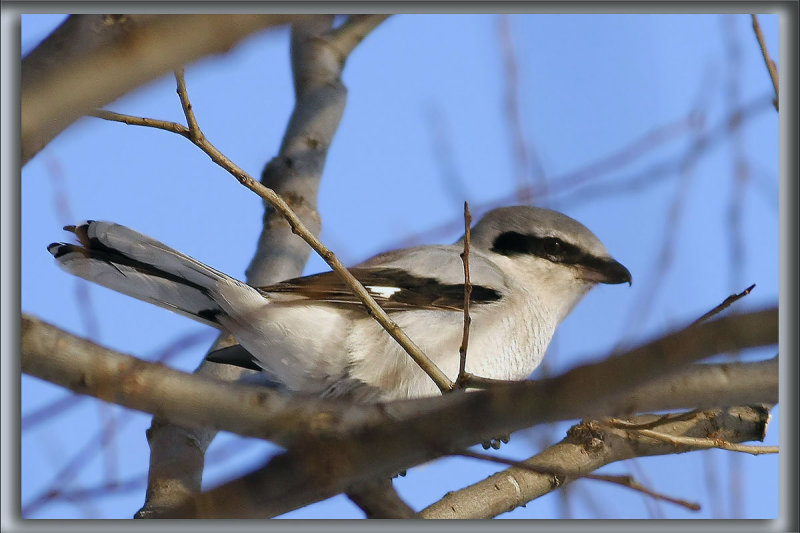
[{"xmin": 48, "ymin": 221, "xmax": 240, "ymax": 328}]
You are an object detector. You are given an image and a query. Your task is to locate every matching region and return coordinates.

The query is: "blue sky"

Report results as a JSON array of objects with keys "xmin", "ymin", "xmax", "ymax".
[{"xmin": 18, "ymin": 13, "xmax": 780, "ymax": 519}]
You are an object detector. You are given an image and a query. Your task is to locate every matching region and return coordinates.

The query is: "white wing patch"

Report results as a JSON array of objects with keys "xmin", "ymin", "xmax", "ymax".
[{"xmin": 366, "ymin": 285, "xmax": 402, "ymax": 298}]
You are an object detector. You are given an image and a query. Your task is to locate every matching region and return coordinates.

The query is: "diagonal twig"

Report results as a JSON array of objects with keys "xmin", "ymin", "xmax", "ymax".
[
  {"xmin": 455, "ymin": 449, "xmax": 701, "ymax": 511},
  {"xmin": 92, "ymin": 70, "xmax": 454, "ymax": 394},
  {"xmin": 692, "ymin": 283, "xmax": 756, "ymax": 325},
  {"xmin": 171, "ymin": 69, "xmax": 452, "ymax": 392},
  {"xmin": 750, "ymin": 14, "xmax": 779, "ymax": 111}
]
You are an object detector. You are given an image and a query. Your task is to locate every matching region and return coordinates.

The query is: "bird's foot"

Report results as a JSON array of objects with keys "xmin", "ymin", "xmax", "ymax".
[{"xmin": 481, "ymin": 434, "xmax": 510, "ymax": 450}]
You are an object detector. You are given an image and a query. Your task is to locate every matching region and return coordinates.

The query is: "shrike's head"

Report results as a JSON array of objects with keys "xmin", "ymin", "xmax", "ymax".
[{"xmin": 465, "ymin": 206, "xmax": 631, "ymax": 322}]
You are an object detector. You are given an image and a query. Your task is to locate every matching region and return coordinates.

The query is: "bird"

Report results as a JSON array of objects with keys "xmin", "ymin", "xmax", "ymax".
[{"xmin": 48, "ymin": 206, "xmax": 631, "ymax": 403}]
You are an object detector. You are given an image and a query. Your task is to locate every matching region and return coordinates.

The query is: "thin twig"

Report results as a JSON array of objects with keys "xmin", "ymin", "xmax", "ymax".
[
  {"xmin": 456, "ymin": 201, "xmax": 473, "ymax": 387},
  {"xmin": 692, "ymin": 283, "xmax": 756, "ymax": 325},
  {"xmin": 605, "ymin": 410, "xmax": 705, "ymax": 431},
  {"xmin": 175, "ymin": 68, "xmax": 202, "ymax": 136},
  {"xmin": 178, "ymin": 69, "xmax": 452, "ymax": 392},
  {"xmin": 751, "ymin": 14, "xmax": 779, "ymax": 111},
  {"xmin": 456, "ymin": 449, "xmax": 700, "ymax": 511},
  {"xmin": 588, "ymin": 474, "xmax": 700, "ymax": 511},
  {"xmin": 459, "ymin": 373, "xmax": 517, "ymax": 389},
  {"xmin": 497, "ymin": 15, "xmax": 545, "ymax": 204},
  {"xmin": 98, "ymin": 70, "xmax": 454, "ymax": 393},
  {"xmin": 88, "ymin": 109, "xmax": 190, "ymax": 137},
  {"xmin": 633, "ymin": 428, "xmax": 778, "ymax": 456},
  {"xmin": 93, "ymin": 71, "xmax": 454, "ymax": 393}
]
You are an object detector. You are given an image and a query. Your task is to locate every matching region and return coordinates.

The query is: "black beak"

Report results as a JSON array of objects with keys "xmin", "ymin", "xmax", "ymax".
[{"xmin": 581, "ymin": 257, "xmax": 632, "ymax": 286}]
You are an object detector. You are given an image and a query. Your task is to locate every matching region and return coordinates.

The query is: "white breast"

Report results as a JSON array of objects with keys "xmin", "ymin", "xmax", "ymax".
[{"xmin": 343, "ymin": 288, "xmax": 553, "ymax": 401}]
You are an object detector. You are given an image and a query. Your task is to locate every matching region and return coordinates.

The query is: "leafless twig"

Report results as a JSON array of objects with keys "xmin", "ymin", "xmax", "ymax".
[
  {"xmin": 601, "ymin": 410, "xmax": 705, "ymax": 431},
  {"xmin": 625, "ymin": 428, "xmax": 778, "ymax": 456},
  {"xmin": 93, "ymin": 69, "xmax": 454, "ymax": 394},
  {"xmin": 421, "ymin": 405, "xmax": 771, "ymax": 518},
  {"xmin": 589, "ymin": 474, "xmax": 700, "ymax": 511},
  {"xmin": 497, "ymin": 15, "xmax": 543, "ymax": 204},
  {"xmin": 456, "ymin": 449, "xmax": 701, "ymax": 511},
  {"xmin": 750, "ymin": 14, "xmax": 779, "ymax": 110},
  {"xmin": 88, "ymin": 109, "xmax": 190, "ymax": 136},
  {"xmin": 456, "ymin": 201, "xmax": 473, "ymax": 387},
  {"xmin": 692, "ymin": 283, "xmax": 756, "ymax": 325}
]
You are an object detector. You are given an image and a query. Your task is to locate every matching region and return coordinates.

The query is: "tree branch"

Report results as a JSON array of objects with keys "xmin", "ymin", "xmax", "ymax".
[
  {"xmin": 22, "ymin": 14, "xmax": 304, "ymax": 164},
  {"xmin": 454, "ymin": 449, "xmax": 701, "ymax": 511},
  {"xmin": 93, "ymin": 56, "xmax": 453, "ymax": 396},
  {"xmin": 325, "ymin": 15, "xmax": 392, "ymax": 60},
  {"xmin": 20, "ymin": 314, "xmax": 386, "ymax": 446},
  {"xmin": 456, "ymin": 201, "xmax": 473, "ymax": 386},
  {"xmin": 420, "ymin": 405, "xmax": 773, "ymax": 518},
  {"xmin": 345, "ymin": 478, "xmax": 416, "ymax": 519},
  {"xmin": 136, "ymin": 15, "xmax": 390, "ymax": 517},
  {"xmin": 691, "ymin": 283, "xmax": 756, "ymax": 325},
  {"xmin": 130, "ymin": 308, "xmax": 775, "ymax": 518},
  {"xmin": 750, "ymin": 14, "xmax": 779, "ymax": 111},
  {"xmin": 23, "ymin": 311, "xmax": 777, "ymax": 450}
]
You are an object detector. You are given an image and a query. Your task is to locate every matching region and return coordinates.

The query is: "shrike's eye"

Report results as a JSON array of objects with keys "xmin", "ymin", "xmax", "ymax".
[{"xmin": 542, "ymin": 238, "xmax": 563, "ymax": 256}]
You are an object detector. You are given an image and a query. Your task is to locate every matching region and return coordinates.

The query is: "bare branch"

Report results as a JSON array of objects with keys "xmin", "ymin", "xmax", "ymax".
[
  {"xmin": 23, "ymin": 294, "xmax": 776, "ymax": 518},
  {"xmin": 750, "ymin": 14, "xmax": 779, "ymax": 110},
  {"xmin": 88, "ymin": 109, "xmax": 190, "ymax": 137},
  {"xmin": 420, "ymin": 405, "xmax": 771, "ymax": 518},
  {"xmin": 96, "ymin": 68, "xmax": 453, "ymax": 394},
  {"xmin": 456, "ymin": 201, "xmax": 473, "ymax": 387},
  {"xmin": 389, "ymin": 94, "xmax": 772, "ymax": 251},
  {"xmin": 22, "ymin": 14, "xmax": 304, "ymax": 164},
  {"xmin": 325, "ymin": 15, "xmax": 391, "ymax": 59},
  {"xmin": 23, "ymin": 308, "xmax": 777, "ymax": 442},
  {"xmin": 587, "ymin": 474, "xmax": 701, "ymax": 511},
  {"xmin": 142, "ymin": 308, "xmax": 776, "ymax": 518},
  {"xmin": 497, "ymin": 14, "xmax": 544, "ymax": 204},
  {"xmin": 90, "ymin": 19, "xmax": 452, "ymax": 394},
  {"xmin": 175, "ymin": 68, "xmax": 202, "ymax": 136},
  {"xmin": 692, "ymin": 283, "xmax": 756, "ymax": 325},
  {"xmin": 621, "ymin": 428, "xmax": 778, "ymax": 455},
  {"xmin": 455, "ymin": 449, "xmax": 701, "ymax": 511},
  {"xmin": 137, "ymin": 15, "xmax": 389, "ymax": 517},
  {"xmin": 20, "ymin": 314, "xmax": 384, "ymax": 447}
]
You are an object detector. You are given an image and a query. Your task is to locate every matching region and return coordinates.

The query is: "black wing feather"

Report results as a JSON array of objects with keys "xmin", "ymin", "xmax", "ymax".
[{"xmin": 258, "ymin": 267, "xmax": 501, "ymax": 312}]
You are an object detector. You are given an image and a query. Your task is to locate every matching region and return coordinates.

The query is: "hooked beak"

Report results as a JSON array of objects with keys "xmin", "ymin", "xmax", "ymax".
[{"xmin": 580, "ymin": 257, "xmax": 632, "ymax": 286}]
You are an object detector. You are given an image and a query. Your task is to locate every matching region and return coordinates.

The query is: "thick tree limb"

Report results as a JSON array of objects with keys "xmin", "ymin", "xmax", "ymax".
[
  {"xmin": 153, "ymin": 308, "xmax": 776, "ymax": 517},
  {"xmin": 22, "ymin": 14, "xmax": 304, "ymax": 164},
  {"xmin": 22, "ymin": 305, "xmax": 774, "ymax": 517},
  {"xmin": 21, "ymin": 311, "xmax": 777, "ymax": 447},
  {"xmin": 21, "ymin": 314, "xmax": 387, "ymax": 446}
]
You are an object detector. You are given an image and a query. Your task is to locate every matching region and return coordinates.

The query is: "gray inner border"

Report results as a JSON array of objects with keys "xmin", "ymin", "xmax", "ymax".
[{"xmin": 2, "ymin": 2, "xmax": 797, "ymax": 532}]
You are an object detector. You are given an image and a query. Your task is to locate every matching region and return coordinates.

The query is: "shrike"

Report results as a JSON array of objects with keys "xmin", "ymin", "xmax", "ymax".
[{"xmin": 48, "ymin": 206, "xmax": 631, "ymax": 402}]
